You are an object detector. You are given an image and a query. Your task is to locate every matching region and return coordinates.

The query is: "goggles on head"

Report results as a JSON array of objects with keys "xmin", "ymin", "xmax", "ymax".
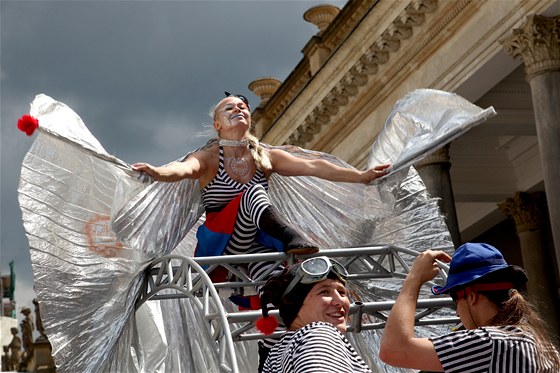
[
  {"xmin": 283, "ymin": 256, "xmax": 348, "ymax": 298},
  {"xmin": 224, "ymin": 91, "xmax": 250, "ymax": 110}
]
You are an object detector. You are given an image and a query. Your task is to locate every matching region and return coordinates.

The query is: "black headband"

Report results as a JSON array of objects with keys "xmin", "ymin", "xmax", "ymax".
[{"xmin": 224, "ymin": 91, "xmax": 250, "ymax": 110}]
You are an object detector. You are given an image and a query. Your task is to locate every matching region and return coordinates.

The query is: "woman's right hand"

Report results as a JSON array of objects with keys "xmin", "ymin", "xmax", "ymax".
[{"xmin": 132, "ymin": 163, "xmax": 159, "ymax": 178}]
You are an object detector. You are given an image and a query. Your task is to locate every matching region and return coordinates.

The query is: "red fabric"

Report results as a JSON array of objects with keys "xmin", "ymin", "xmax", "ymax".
[
  {"xmin": 204, "ymin": 192, "xmax": 244, "ymax": 234},
  {"xmin": 236, "ymin": 295, "xmax": 262, "ymax": 311},
  {"xmin": 208, "ymin": 267, "xmax": 229, "ymax": 283},
  {"xmin": 196, "ymin": 192, "xmax": 244, "ymax": 282}
]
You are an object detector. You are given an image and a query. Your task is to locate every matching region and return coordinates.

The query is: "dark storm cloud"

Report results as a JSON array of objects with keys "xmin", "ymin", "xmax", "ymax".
[{"xmin": 1, "ymin": 0, "xmax": 347, "ymax": 314}]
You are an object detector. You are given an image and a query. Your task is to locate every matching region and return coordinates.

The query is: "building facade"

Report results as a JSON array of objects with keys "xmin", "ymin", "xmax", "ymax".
[{"xmin": 249, "ymin": 0, "xmax": 560, "ymax": 336}]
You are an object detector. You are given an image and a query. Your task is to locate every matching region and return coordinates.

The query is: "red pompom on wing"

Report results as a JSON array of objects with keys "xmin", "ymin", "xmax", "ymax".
[{"xmin": 17, "ymin": 114, "xmax": 39, "ymax": 136}]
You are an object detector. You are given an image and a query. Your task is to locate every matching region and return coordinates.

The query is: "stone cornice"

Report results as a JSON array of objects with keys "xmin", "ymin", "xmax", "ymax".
[
  {"xmin": 501, "ymin": 15, "xmax": 560, "ymax": 81},
  {"xmin": 287, "ymin": 0, "xmax": 445, "ymax": 146},
  {"xmin": 256, "ymin": 0, "xmax": 472, "ymax": 147},
  {"xmin": 321, "ymin": 0, "xmax": 376, "ymax": 51},
  {"xmin": 252, "ymin": 0, "xmax": 375, "ymax": 140},
  {"xmin": 250, "ymin": 57, "xmax": 311, "ymax": 137}
]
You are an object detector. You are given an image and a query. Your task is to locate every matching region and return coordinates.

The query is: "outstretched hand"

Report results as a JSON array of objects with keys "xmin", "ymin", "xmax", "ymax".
[
  {"xmin": 407, "ymin": 250, "xmax": 452, "ymax": 285},
  {"xmin": 361, "ymin": 164, "xmax": 391, "ymax": 184},
  {"xmin": 132, "ymin": 163, "xmax": 158, "ymax": 178}
]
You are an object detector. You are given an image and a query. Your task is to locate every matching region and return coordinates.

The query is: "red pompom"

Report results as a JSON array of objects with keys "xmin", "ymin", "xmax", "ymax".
[
  {"xmin": 256, "ymin": 315, "xmax": 279, "ymax": 335},
  {"xmin": 17, "ymin": 114, "xmax": 39, "ymax": 136}
]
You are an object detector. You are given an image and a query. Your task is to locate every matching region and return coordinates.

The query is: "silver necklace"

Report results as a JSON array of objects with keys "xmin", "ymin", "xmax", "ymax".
[
  {"xmin": 229, "ymin": 157, "xmax": 249, "ymax": 176},
  {"xmin": 219, "ymin": 138, "xmax": 249, "ymax": 147},
  {"xmin": 220, "ymin": 138, "xmax": 250, "ymax": 176}
]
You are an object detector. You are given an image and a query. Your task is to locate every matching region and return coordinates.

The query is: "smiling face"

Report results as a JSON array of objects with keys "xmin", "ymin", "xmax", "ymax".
[
  {"xmin": 290, "ymin": 278, "xmax": 350, "ymax": 333},
  {"xmin": 213, "ymin": 96, "xmax": 251, "ymax": 136}
]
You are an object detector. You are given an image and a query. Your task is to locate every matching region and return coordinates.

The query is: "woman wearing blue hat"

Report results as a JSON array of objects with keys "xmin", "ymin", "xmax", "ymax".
[{"xmin": 379, "ymin": 242, "xmax": 560, "ymax": 372}]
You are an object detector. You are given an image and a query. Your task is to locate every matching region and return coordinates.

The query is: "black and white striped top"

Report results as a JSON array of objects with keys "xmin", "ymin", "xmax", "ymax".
[
  {"xmin": 431, "ymin": 325, "xmax": 559, "ymax": 372},
  {"xmin": 262, "ymin": 322, "xmax": 372, "ymax": 373},
  {"xmin": 201, "ymin": 146, "xmax": 268, "ymax": 211}
]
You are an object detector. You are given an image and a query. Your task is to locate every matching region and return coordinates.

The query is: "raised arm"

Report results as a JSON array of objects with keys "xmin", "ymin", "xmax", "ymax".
[
  {"xmin": 268, "ymin": 148, "xmax": 390, "ymax": 184},
  {"xmin": 379, "ymin": 250, "xmax": 451, "ymax": 371},
  {"xmin": 132, "ymin": 150, "xmax": 210, "ymax": 182}
]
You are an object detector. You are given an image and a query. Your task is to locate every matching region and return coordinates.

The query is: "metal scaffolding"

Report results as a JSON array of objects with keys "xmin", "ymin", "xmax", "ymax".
[{"xmin": 135, "ymin": 245, "xmax": 458, "ymax": 372}]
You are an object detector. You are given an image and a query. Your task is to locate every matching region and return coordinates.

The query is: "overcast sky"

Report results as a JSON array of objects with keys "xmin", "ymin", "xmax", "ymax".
[{"xmin": 1, "ymin": 0, "xmax": 347, "ymax": 321}]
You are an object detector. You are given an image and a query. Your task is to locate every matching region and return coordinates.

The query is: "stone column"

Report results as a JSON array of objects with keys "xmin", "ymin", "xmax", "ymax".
[
  {"xmin": 415, "ymin": 145, "xmax": 461, "ymax": 248},
  {"xmin": 498, "ymin": 192, "xmax": 560, "ymax": 336},
  {"xmin": 501, "ymin": 15, "xmax": 560, "ymax": 271}
]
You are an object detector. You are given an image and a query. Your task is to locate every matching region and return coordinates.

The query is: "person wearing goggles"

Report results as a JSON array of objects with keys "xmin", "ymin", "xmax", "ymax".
[
  {"xmin": 379, "ymin": 242, "xmax": 560, "ymax": 372},
  {"xmin": 257, "ymin": 256, "xmax": 372, "ymax": 373}
]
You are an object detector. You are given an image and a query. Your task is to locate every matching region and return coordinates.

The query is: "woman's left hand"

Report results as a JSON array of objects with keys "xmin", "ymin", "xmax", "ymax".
[{"xmin": 360, "ymin": 164, "xmax": 391, "ymax": 183}]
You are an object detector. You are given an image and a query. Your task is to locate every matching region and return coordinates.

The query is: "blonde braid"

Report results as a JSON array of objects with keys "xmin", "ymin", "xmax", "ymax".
[{"xmin": 246, "ymin": 133, "xmax": 272, "ymax": 171}]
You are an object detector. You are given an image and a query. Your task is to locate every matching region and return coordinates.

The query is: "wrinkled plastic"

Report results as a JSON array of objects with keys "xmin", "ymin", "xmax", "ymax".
[
  {"xmin": 370, "ymin": 89, "xmax": 496, "ymax": 172},
  {"xmin": 18, "ymin": 89, "xmax": 495, "ymax": 372}
]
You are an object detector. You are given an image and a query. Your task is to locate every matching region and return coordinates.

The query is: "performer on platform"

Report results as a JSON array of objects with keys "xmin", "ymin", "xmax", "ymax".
[{"xmin": 133, "ymin": 93, "xmax": 389, "ymax": 281}]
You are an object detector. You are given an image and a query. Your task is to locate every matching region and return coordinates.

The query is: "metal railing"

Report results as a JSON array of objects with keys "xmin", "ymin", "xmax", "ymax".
[{"xmin": 135, "ymin": 245, "xmax": 458, "ymax": 372}]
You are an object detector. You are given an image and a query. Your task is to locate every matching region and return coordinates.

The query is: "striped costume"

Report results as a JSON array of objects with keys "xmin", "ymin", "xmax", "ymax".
[
  {"xmin": 262, "ymin": 322, "xmax": 372, "ymax": 373},
  {"xmin": 196, "ymin": 145, "xmax": 282, "ymax": 281},
  {"xmin": 431, "ymin": 325, "xmax": 559, "ymax": 372}
]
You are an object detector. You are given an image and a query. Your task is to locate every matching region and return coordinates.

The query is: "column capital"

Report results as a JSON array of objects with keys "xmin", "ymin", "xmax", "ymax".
[
  {"xmin": 501, "ymin": 15, "xmax": 560, "ymax": 80},
  {"xmin": 498, "ymin": 191, "xmax": 546, "ymax": 233}
]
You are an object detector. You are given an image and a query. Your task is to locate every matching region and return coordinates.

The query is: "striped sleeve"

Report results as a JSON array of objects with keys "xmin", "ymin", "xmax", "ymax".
[
  {"xmin": 431, "ymin": 328, "xmax": 493, "ymax": 372},
  {"xmin": 431, "ymin": 326, "xmax": 552, "ymax": 373}
]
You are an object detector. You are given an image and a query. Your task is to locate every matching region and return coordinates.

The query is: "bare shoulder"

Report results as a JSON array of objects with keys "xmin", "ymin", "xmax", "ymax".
[
  {"xmin": 187, "ymin": 144, "xmax": 219, "ymax": 163},
  {"xmin": 268, "ymin": 147, "xmax": 291, "ymax": 163},
  {"xmin": 193, "ymin": 144, "xmax": 219, "ymax": 186}
]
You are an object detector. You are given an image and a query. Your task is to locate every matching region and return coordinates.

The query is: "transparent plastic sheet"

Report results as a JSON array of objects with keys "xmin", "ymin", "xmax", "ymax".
[
  {"xmin": 369, "ymin": 89, "xmax": 496, "ymax": 171},
  {"xmin": 341, "ymin": 89, "xmax": 496, "ymax": 372},
  {"xmin": 17, "ymin": 89, "xmax": 494, "ymax": 372},
  {"xmin": 265, "ymin": 147, "xmax": 396, "ymax": 249},
  {"xmin": 18, "ymin": 134, "xmax": 149, "ymax": 372}
]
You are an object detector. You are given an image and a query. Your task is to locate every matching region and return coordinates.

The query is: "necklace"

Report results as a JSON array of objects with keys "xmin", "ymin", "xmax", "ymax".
[
  {"xmin": 219, "ymin": 138, "xmax": 249, "ymax": 147},
  {"xmin": 221, "ymin": 139, "xmax": 250, "ymax": 176},
  {"xmin": 229, "ymin": 157, "xmax": 249, "ymax": 176}
]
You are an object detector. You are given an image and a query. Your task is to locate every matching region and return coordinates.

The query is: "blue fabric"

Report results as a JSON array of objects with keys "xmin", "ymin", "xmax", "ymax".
[
  {"xmin": 255, "ymin": 230, "xmax": 284, "ymax": 253},
  {"xmin": 195, "ymin": 224, "xmax": 231, "ymax": 257},
  {"xmin": 196, "ymin": 224, "xmax": 284, "ymax": 257}
]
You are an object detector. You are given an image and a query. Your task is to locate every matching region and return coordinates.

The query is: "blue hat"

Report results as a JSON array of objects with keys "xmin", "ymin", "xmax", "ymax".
[{"xmin": 432, "ymin": 242, "xmax": 515, "ymax": 295}]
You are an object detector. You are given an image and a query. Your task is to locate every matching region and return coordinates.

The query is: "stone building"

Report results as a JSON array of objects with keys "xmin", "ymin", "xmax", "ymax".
[{"xmin": 248, "ymin": 0, "xmax": 560, "ymax": 336}]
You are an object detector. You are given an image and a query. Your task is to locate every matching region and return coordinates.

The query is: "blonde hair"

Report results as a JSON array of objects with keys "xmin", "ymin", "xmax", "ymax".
[
  {"xmin": 246, "ymin": 132, "xmax": 272, "ymax": 171},
  {"xmin": 209, "ymin": 99, "xmax": 272, "ymax": 171}
]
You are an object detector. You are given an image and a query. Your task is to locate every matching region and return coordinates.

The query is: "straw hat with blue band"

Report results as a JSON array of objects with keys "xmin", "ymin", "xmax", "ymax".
[{"xmin": 432, "ymin": 242, "xmax": 527, "ymax": 295}]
